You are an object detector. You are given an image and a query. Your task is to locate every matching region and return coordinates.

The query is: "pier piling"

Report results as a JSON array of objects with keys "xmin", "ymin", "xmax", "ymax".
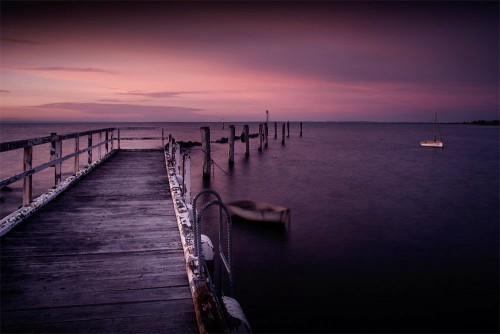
[
  {"xmin": 264, "ymin": 123, "xmax": 269, "ymax": 148},
  {"xmin": 201, "ymin": 127, "xmax": 211, "ymax": 178},
  {"xmin": 274, "ymin": 122, "xmax": 277, "ymax": 139},
  {"xmin": 228, "ymin": 125, "xmax": 235, "ymax": 164},
  {"xmin": 258, "ymin": 124, "xmax": 263, "ymax": 151},
  {"xmin": 300, "ymin": 122, "xmax": 303, "ymax": 137},
  {"xmin": 244, "ymin": 125, "xmax": 249, "ymax": 157},
  {"xmin": 282, "ymin": 124, "xmax": 286, "ymax": 145},
  {"xmin": 287, "ymin": 121, "xmax": 290, "ymax": 138}
]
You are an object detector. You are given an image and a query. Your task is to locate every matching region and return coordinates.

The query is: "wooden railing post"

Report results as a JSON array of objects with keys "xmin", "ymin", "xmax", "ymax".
[
  {"xmin": 168, "ymin": 135, "xmax": 173, "ymax": 157},
  {"xmin": 88, "ymin": 134, "xmax": 92, "ymax": 165},
  {"xmin": 201, "ymin": 127, "xmax": 211, "ymax": 178},
  {"xmin": 183, "ymin": 154, "xmax": 191, "ymax": 203},
  {"xmin": 110, "ymin": 130, "xmax": 114, "ymax": 151},
  {"xmin": 174, "ymin": 144, "xmax": 181, "ymax": 176},
  {"xmin": 228, "ymin": 125, "xmax": 235, "ymax": 165},
  {"xmin": 162, "ymin": 128, "xmax": 165, "ymax": 148},
  {"xmin": 105, "ymin": 131, "xmax": 109, "ymax": 154},
  {"xmin": 98, "ymin": 132, "xmax": 102, "ymax": 159},
  {"xmin": 117, "ymin": 129, "xmax": 121, "ymax": 150},
  {"xmin": 23, "ymin": 145, "xmax": 33, "ymax": 206},
  {"xmin": 50, "ymin": 133, "xmax": 62, "ymax": 185},
  {"xmin": 74, "ymin": 136, "xmax": 79, "ymax": 175}
]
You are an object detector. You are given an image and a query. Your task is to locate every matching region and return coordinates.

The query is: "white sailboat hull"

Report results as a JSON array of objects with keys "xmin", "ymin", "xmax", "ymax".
[{"xmin": 420, "ymin": 140, "xmax": 443, "ymax": 148}]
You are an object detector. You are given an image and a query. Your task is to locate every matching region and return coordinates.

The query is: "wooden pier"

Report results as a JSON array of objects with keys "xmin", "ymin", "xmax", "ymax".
[{"xmin": 1, "ymin": 150, "xmax": 198, "ymax": 333}]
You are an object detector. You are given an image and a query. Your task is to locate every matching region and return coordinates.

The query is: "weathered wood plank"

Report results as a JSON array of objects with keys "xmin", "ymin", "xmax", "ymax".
[
  {"xmin": 1, "ymin": 150, "xmax": 197, "ymax": 333},
  {"xmin": 2, "ymin": 299, "xmax": 198, "ymax": 333}
]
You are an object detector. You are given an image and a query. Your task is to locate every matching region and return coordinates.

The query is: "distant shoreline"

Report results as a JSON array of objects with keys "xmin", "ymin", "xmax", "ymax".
[{"xmin": 0, "ymin": 120, "xmax": 499, "ymax": 125}]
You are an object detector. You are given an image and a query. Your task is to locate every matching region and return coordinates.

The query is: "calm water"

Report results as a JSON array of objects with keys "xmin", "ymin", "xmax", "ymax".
[{"xmin": 1, "ymin": 122, "xmax": 499, "ymax": 333}]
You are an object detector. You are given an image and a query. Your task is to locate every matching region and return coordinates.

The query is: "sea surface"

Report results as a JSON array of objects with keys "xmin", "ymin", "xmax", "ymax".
[{"xmin": 1, "ymin": 122, "xmax": 499, "ymax": 333}]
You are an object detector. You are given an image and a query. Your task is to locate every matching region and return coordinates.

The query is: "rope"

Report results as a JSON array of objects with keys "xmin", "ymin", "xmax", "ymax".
[{"xmin": 201, "ymin": 148, "xmax": 228, "ymax": 175}]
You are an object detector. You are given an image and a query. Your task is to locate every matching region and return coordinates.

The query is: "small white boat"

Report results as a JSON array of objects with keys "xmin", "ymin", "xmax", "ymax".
[
  {"xmin": 228, "ymin": 200, "xmax": 290, "ymax": 224},
  {"xmin": 421, "ymin": 111, "xmax": 444, "ymax": 148}
]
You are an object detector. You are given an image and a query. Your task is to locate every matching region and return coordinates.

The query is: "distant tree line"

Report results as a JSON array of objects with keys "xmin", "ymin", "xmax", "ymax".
[{"xmin": 463, "ymin": 120, "xmax": 500, "ymax": 126}]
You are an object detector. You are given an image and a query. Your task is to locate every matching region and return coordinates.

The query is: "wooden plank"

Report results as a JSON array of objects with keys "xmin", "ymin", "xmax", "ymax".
[
  {"xmin": 1, "ymin": 150, "xmax": 197, "ymax": 333},
  {"xmin": 2, "ymin": 299, "xmax": 198, "ymax": 332}
]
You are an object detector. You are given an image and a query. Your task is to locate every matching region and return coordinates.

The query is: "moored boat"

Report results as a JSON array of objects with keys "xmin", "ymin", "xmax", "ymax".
[
  {"xmin": 228, "ymin": 200, "xmax": 290, "ymax": 224},
  {"xmin": 420, "ymin": 111, "xmax": 444, "ymax": 148}
]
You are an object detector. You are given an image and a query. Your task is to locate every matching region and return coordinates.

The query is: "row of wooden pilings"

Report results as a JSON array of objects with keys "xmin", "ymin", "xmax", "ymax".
[{"xmin": 201, "ymin": 122, "xmax": 303, "ymax": 178}]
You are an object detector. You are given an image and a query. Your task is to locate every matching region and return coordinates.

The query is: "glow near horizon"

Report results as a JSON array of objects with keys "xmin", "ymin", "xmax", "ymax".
[{"xmin": 0, "ymin": 2, "xmax": 498, "ymax": 123}]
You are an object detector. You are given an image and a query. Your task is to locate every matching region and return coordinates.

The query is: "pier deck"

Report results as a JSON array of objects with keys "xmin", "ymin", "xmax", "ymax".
[{"xmin": 1, "ymin": 150, "xmax": 198, "ymax": 333}]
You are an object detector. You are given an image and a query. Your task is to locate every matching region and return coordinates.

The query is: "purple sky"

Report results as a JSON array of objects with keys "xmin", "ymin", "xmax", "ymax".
[{"xmin": 1, "ymin": 1, "xmax": 498, "ymax": 122}]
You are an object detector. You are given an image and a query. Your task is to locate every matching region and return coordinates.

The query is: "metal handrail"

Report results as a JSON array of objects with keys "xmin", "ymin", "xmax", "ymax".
[
  {"xmin": 192, "ymin": 189, "xmax": 222, "ymax": 259},
  {"xmin": 196, "ymin": 198, "xmax": 234, "ymax": 297}
]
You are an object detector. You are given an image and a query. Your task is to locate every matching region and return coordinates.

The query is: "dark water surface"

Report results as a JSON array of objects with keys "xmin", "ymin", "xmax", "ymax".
[{"xmin": 1, "ymin": 122, "xmax": 498, "ymax": 333}]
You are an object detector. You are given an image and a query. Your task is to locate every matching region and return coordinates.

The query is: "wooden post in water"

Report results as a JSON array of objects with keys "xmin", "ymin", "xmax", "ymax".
[
  {"xmin": 287, "ymin": 121, "xmax": 290, "ymax": 138},
  {"xmin": 183, "ymin": 154, "xmax": 191, "ymax": 203},
  {"xmin": 300, "ymin": 122, "xmax": 303, "ymax": 137},
  {"xmin": 228, "ymin": 125, "xmax": 235, "ymax": 164},
  {"xmin": 98, "ymin": 132, "xmax": 102, "ymax": 159},
  {"xmin": 274, "ymin": 122, "xmax": 277, "ymax": 139},
  {"xmin": 282, "ymin": 124, "xmax": 286, "ymax": 145},
  {"xmin": 50, "ymin": 133, "xmax": 62, "ymax": 185},
  {"xmin": 244, "ymin": 124, "xmax": 249, "ymax": 157},
  {"xmin": 87, "ymin": 134, "xmax": 92, "ymax": 165},
  {"xmin": 264, "ymin": 123, "xmax": 269, "ymax": 148},
  {"xmin": 23, "ymin": 145, "xmax": 33, "ymax": 206},
  {"xmin": 201, "ymin": 127, "xmax": 211, "ymax": 178},
  {"xmin": 74, "ymin": 136, "xmax": 79, "ymax": 175},
  {"xmin": 258, "ymin": 124, "xmax": 263, "ymax": 151}
]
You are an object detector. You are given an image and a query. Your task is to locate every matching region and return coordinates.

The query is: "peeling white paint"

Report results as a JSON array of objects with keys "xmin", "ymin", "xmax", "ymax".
[{"xmin": 164, "ymin": 145, "xmax": 250, "ymax": 334}]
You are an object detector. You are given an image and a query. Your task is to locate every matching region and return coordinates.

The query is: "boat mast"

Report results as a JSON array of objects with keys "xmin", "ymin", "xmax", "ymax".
[{"xmin": 433, "ymin": 111, "xmax": 437, "ymax": 141}]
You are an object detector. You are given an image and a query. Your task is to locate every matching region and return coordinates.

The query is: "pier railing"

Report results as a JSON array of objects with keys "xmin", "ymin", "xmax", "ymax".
[{"xmin": 0, "ymin": 127, "xmax": 164, "ymax": 208}]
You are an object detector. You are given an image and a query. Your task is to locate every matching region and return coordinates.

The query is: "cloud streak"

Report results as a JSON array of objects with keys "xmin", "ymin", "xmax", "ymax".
[
  {"xmin": 1, "ymin": 36, "xmax": 41, "ymax": 44},
  {"xmin": 20, "ymin": 67, "xmax": 119, "ymax": 74},
  {"xmin": 117, "ymin": 91, "xmax": 203, "ymax": 98},
  {"xmin": 32, "ymin": 102, "xmax": 204, "ymax": 121}
]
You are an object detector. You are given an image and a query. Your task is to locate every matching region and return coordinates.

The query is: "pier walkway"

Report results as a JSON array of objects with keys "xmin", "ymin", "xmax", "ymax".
[{"xmin": 1, "ymin": 150, "xmax": 198, "ymax": 333}]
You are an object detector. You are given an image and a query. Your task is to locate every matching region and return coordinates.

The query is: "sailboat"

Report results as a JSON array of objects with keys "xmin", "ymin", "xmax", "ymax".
[{"xmin": 420, "ymin": 111, "xmax": 444, "ymax": 148}]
